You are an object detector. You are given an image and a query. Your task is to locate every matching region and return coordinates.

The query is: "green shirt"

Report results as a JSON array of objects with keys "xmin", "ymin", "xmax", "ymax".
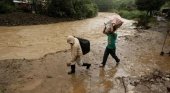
[{"xmin": 107, "ymin": 33, "xmax": 117, "ymax": 49}]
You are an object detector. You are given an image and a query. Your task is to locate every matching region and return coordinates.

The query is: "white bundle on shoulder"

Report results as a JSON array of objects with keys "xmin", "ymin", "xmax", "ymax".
[
  {"xmin": 104, "ymin": 17, "xmax": 123, "ymax": 34},
  {"xmin": 104, "ymin": 20, "xmax": 113, "ymax": 33}
]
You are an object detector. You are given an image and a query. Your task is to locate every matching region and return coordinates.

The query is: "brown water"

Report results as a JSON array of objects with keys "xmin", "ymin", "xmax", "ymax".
[{"xmin": 0, "ymin": 12, "xmax": 170, "ymax": 93}]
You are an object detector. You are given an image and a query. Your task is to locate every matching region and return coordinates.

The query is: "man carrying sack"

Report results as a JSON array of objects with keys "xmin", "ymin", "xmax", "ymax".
[{"xmin": 100, "ymin": 17, "xmax": 123, "ymax": 67}]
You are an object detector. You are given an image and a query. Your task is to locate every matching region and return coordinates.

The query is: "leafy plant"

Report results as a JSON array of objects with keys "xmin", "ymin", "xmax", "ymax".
[
  {"xmin": 0, "ymin": 1, "xmax": 15, "ymax": 13},
  {"xmin": 47, "ymin": 0, "xmax": 98, "ymax": 19},
  {"xmin": 135, "ymin": 0, "xmax": 166, "ymax": 16},
  {"xmin": 118, "ymin": 10, "xmax": 146, "ymax": 19}
]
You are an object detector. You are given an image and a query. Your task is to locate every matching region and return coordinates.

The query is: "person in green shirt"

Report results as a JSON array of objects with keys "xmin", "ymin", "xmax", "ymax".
[{"xmin": 100, "ymin": 24, "xmax": 120, "ymax": 67}]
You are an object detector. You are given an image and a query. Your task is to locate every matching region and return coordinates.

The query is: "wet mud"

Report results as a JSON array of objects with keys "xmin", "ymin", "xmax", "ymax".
[{"xmin": 0, "ymin": 13, "xmax": 170, "ymax": 93}]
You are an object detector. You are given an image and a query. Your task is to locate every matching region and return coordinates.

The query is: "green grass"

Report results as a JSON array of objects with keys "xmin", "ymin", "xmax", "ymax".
[{"xmin": 117, "ymin": 10, "xmax": 146, "ymax": 19}]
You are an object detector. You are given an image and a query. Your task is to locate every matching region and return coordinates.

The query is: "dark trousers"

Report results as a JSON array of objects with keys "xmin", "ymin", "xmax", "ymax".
[{"xmin": 102, "ymin": 47, "xmax": 120, "ymax": 66}]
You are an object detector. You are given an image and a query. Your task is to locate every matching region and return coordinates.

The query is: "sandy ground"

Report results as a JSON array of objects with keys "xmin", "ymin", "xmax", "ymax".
[{"xmin": 0, "ymin": 13, "xmax": 170, "ymax": 93}]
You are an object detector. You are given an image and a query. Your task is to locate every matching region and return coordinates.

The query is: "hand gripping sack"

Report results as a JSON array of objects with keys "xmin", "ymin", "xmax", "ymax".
[{"xmin": 76, "ymin": 37, "xmax": 90, "ymax": 55}]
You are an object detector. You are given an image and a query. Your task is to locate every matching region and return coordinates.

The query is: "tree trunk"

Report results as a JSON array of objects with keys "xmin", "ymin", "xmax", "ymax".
[
  {"xmin": 147, "ymin": 11, "xmax": 149, "ymax": 16},
  {"xmin": 32, "ymin": 0, "xmax": 36, "ymax": 14},
  {"xmin": 149, "ymin": 11, "xmax": 153, "ymax": 16}
]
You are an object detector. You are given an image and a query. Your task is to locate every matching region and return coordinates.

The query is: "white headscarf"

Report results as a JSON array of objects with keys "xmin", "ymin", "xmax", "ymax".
[{"xmin": 67, "ymin": 35, "xmax": 75, "ymax": 44}]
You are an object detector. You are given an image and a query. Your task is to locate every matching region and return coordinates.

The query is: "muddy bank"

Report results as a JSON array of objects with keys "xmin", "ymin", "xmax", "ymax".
[
  {"xmin": 0, "ymin": 46, "xmax": 170, "ymax": 93},
  {"xmin": 119, "ymin": 70, "xmax": 170, "ymax": 93},
  {"xmin": 0, "ymin": 12, "xmax": 74, "ymax": 26},
  {"xmin": 0, "ymin": 30, "xmax": 170, "ymax": 93}
]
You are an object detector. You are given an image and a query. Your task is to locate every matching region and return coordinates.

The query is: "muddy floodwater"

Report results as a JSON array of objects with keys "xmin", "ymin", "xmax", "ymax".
[{"xmin": 0, "ymin": 13, "xmax": 170, "ymax": 93}]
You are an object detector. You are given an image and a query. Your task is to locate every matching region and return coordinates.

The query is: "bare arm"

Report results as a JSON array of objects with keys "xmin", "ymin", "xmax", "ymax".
[{"xmin": 103, "ymin": 24, "xmax": 107, "ymax": 34}]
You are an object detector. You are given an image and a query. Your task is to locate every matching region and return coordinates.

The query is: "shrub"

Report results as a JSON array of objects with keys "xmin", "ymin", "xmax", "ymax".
[
  {"xmin": 135, "ymin": 0, "xmax": 166, "ymax": 16},
  {"xmin": 95, "ymin": 0, "xmax": 136, "ymax": 12},
  {"xmin": 74, "ymin": 0, "xmax": 98, "ymax": 19},
  {"xmin": 94, "ymin": 0, "xmax": 113, "ymax": 12},
  {"xmin": 47, "ymin": 0, "xmax": 64, "ymax": 17},
  {"xmin": 16, "ymin": 3, "xmax": 32, "ymax": 13},
  {"xmin": 136, "ymin": 15, "xmax": 151, "ymax": 29},
  {"xmin": 118, "ymin": 10, "xmax": 146, "ymax": 19},
  {"xmin": 47, "ymin": 0, "xmax": 98, "ymax": 19},
  {"xmin": 0, "ymin": 2, "xmax": 15, "ymax": 13}
]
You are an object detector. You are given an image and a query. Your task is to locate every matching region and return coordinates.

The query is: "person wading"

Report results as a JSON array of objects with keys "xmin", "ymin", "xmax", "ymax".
[
  {"xmin": 67, "ymin": 35, "xmax": 91, "ymax": 74},
  {"xmin": 100, "ymin": 17, "xmax": 123, "ymax": 67}
]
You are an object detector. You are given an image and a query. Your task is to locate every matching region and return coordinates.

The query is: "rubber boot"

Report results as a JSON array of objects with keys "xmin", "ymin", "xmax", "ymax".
[
  {"xmin": 82, "ymin": 63, "xmax": 91, "ymax": 69},
  {"xmin": 68, "ymin": 65, "xmax": 75, "ymax": 74}
]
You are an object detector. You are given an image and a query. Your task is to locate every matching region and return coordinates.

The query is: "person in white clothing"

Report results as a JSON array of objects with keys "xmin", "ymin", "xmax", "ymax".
[{"xmin": 67, "ymin": 35, "xmax": 91, "ymax": 74}]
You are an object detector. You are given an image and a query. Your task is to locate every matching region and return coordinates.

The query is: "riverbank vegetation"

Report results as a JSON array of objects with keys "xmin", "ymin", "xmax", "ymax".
[
  {"xmin": 0, "ymin": 0, "xmax": 169, "ymax": 26},
  {"xmin": 95, "ymin": 0, "xmax": 169, "ymax": 29}
]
